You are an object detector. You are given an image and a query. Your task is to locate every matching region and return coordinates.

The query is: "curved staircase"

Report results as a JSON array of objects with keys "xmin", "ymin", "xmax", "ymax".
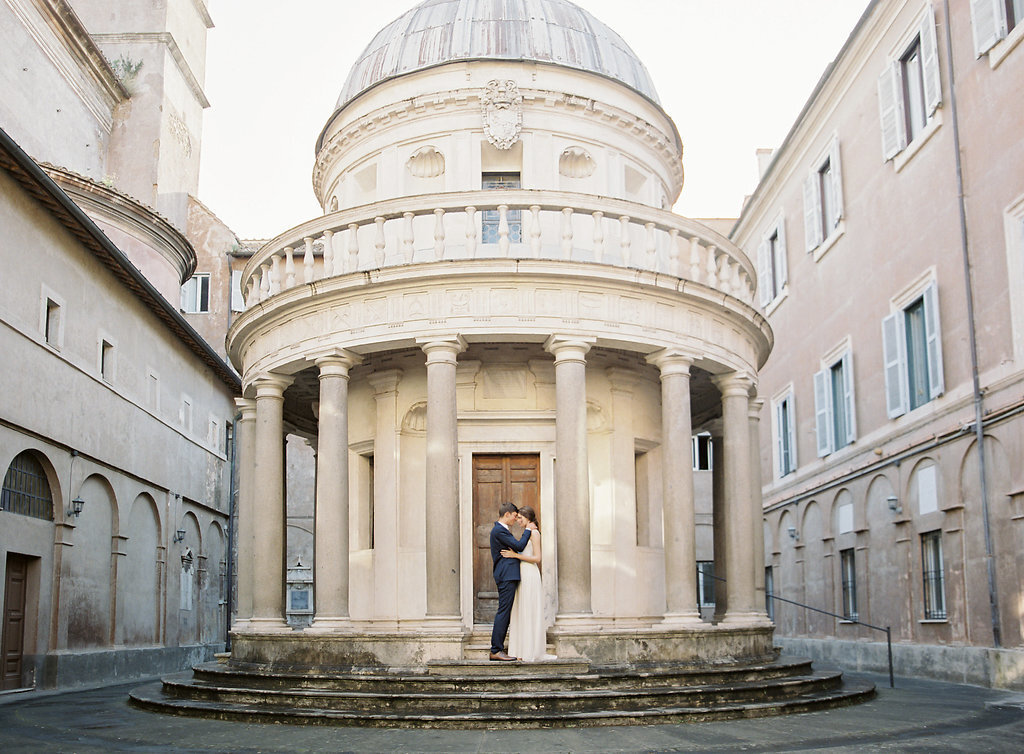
[{"xmin": 129, "ymin": 653, "xmax": 874, "ymax": 728}]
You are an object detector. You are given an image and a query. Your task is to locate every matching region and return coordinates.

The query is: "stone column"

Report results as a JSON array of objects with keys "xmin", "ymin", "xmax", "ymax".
[
  {"xmin": 310, "ymin": 351, "xmax": 360, "ymax": 630},
  {"xmin": 749, "ymin": 398, "xmax": 769, "ymax": 619},
  {"xmin": 713, "ymin": 372, "xmax": 760, "ymax": 624},
  {"xmin": 250, "ymin": 374, "xmax": 293, "ymax": 632},
  {"xmin": 418, "ymin": 335, "xmax": 466, "ymax": 618},
  {"xmin": 647, "ymin": 349, "xmax": 702, "ymax": 624},
  {"xmin": 232, "ymin": 397, "xmax": 257, "ymax": 631},
  {"xmin": 368, "ymin": 369, "xmax": 403, "ymax": 620},
  {"xmin": 545, "ymin": 335, "xmax": 595, "ymax": 619},
  {"xmin": 708, "ymin": 424, "xmax": 727, "ymax": 622}
]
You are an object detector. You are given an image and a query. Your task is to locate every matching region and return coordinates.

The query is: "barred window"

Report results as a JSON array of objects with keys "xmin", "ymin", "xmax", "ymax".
[
  {"xmin": 840, "ymin": 548, "xmax": 858, "ymax": 620},
  {"xmin": 921, "ymin": 530, "xmax": 946, "ymax": 620},
  {"xmin": 1, "ymin": 451, "xmax": 54, "ymax": 521}
]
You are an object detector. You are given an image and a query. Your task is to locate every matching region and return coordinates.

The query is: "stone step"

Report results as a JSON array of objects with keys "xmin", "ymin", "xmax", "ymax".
[
  {"xmin": 129, "ymin": 677, "xmax": 875, "ymax": 729},
  {"xmin": 427, "ymin": 658, "xmax": 591, "ymax": 675}
]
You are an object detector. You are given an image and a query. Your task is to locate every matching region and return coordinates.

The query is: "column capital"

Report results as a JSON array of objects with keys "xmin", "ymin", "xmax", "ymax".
[
  {"xmin": 367, "ymin": 368, "xmax": 403, "ymax": 395},
  {"xmin": 234, "ymin": 397, "xmax": 257, "ymax": 419},
  {"xmin": 712, "ymin": 371, "xmax": 756, "ymax": 398},
  {"xmin": 544, "ymin": 334, "xmax": 596, "ymax": 363},
  {"xmin": 251, "ymin": 373, "xmax": 293, "ymax": 398},
  {"xmin": 748, "ymin": 398, "xmax": 765, "ymax": 420},
  {"xmin": 313, "ymin": 348, "xmax": 362, "ymax": 377},
  {"xmin": 646, "ymin": 348, "xmax": 696, "ymax": 377},
  {"xmin": 418, "ymin": 334, "xmax": 467, "ymax": 365}
]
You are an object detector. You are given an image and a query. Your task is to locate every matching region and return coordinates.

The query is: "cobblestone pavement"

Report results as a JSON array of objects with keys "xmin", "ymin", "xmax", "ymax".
[{"xmin": 1, "ymin": 672, "xmax": 1023, "ymax": 752}]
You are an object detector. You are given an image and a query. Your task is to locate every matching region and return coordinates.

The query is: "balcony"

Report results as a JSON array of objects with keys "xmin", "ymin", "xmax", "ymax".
[{"xmin": 239, "ymin": 190, "xmax": 755, "ymax": 311}]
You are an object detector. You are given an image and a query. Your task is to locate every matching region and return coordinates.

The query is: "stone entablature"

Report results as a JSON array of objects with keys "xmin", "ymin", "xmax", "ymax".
[
  {"xmin": 227, "ymin": 259, "xmax": 770, "ymax": 387},
  {"xmin": 236, "ymin": 191, "xmax": 755, "ymax": 315}
]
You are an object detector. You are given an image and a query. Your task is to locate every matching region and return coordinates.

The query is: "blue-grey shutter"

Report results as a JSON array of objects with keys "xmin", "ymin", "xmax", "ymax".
[
  {"xmin": 776, "ymin": 215, "xmax": 788, "ymax": 288},
  {"xmin": 882, "ymin": 311, "xmax": 908, "ymax": 418},
  {"xmin": 829, "ymin": 139, "xmax": 844, "ymax": 226},
  {"xmin": 757, "ymin": 238, "xmax": 772, "ymax": 307},
  {"xmin": 841, "ymin": 350, "xmax": 856, "ymax": 444},
  {"xmin": 920, "ymin": 6, "xmax": 942, "ymax": 116},
  {"xmin": 878, "ymin": 63, "xmax": 906, "ymax": 160},
  {"xmin": 786, "ymin": 398, "xmax": 797, "ymax": 472},
  {"xmin": 775, "ymin": 400, "xmax": 786, "ymax": 477},
  {"xmin": 813, "ymin": 368, "xmax": 833, "ymax": 457},
  {"xmin": 923, "ymin": 281, "xmax": 945, "ymax": 398},
  {"xmin": 803, "ymin": 174, "xmax": 822, "ymax": 251},
  {"xmin": 970, "ymin": 0, "xmax": 1007, "ymax": 57}
]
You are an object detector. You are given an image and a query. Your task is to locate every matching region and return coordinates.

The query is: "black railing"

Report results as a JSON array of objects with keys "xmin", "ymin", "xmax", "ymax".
[{"xmin": 709, "ymin": 573, "xmax": 895, "ymax": 688}]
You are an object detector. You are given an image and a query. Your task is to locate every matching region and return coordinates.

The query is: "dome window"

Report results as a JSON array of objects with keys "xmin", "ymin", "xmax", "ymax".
[{"xmin": 406, "ymin": 146, "xmax": 446, "ymax": 178}]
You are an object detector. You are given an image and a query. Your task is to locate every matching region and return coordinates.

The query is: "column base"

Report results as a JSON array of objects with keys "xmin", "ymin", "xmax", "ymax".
[
  {"xmin": 660, "ymin": 611, "xmax": 704, "ymax": 626},
  {"xmin": 722, "ymin": 611, "xmax": 773, "ymax": 628},
  {"xmin": 420, "ymin": 615, "xmax": 465, "ymax": 631},
  {"xmin": 554, "ymin": 613, "xmax": 597, "ymax": 630},
  {"xmin": 245, "ymin": 617, "xmax": 292, "ymax": 634},
  {"xmin": 307, "ymin": 617, "xmax": 354, "ymax": 633}
]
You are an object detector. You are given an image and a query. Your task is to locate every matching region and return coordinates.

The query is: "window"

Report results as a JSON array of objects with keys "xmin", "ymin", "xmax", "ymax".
[
  {"xmin": 181, "ymin": 395, "xmax": 193, "ymax": 433},
  {"xmin": 691, "ymin": 433, "xmax": 713, "ymax": 471},
  {"xmin": 882, "ymin": 282, "xmax": 944, "ymax": 418},
  {"xmin": 813, "ymin": 350, "xmax": 856, "ymax": 457},
  {"xmin": 697, "ymin": 561, "xmax": 715, "ymax": 607},
  {"xmin": 921, "ymin": 531, "xmax": 946, "ymax": 619},
  {"xmin": 878, "ymin": 8, "xmax": 941, "ymax": 161},
  {"xmin": 765, "ymin": 566, "xmax": 775, "ymax": 621},
  {"xmin": 180, "ymin": 274, "xmax": 210, "ymax": 314},
  {"xmin": 1, "ymin": 451, "xmax": 54, "ymax": 521},
  {"xmin": 971, "ymin": 0, "xmax": 1024, "ymax": 57},
  {"xmin": 635, "ymin": 451, "xmax": 653, "ymax": 547},
  {"xmin": 147, "ymin": 369, "xmax": 160, "ymax": 411},
  {"xmin": 757, "ymin": 216, "xmax": 788, "ymax": 308},
  {"xmin": 803, "ymin": 138, "xmax": 843, "ymax": 252},
  {"xmin": 42, "ymin": 295, "xmax": 63, "ymax": 348},
  {"xmin": 100, "ymin": 339, "xmax": 115, "ymax": 383},
  {"xmin": 840, "ymin": 548, "xmax": 858, "ymax": 620},
  {"xmin": 481, "ymin": 173, "xmax": 522, "ymax": 244},
  {"xmin": 773, "ymin": 391, "xmax": 797, "ymax": 478}
]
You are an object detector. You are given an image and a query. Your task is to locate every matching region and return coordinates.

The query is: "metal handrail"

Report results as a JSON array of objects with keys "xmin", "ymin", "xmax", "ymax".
[{"xmin": 710, "ymin": 574, "xmax": 895, "ymax": 688}]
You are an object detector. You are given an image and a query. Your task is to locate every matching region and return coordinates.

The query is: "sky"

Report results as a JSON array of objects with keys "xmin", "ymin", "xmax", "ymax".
[{"xmin": 198, "ymin": 0, "xmax": 870, "ymax": 240}]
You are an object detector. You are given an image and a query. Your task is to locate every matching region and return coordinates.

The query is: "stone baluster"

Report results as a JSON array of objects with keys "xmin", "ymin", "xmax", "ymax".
[
  {"xmin": 592, "ymin": 211, "xmax": 605, "ymax": 263},
  {"xmin": 402, "ymin": 212, "xmax": 415, "ymax": 263},
  {"xmin": 373, "ymin": 217, "xmax": 386, "ymax": 267},
  {"xmin": 245, "ymin": 275, "xmax": 256, "ymax": 308},
  {"xmin": 645, "ymin": 222, "xmax": 657, "ymax": 270},
  {"xmin": 529, "ymin": 205, "xmax": 542, "ymax": 258},
  {"xmin": 465, "ymin": 206, "xmax": 477, "ymax": 258},
  {"xmin": 561, "ymin": 208, "xmax": 574, "ymax": 260},
  {"xmin": 433, "ymin": 208, "xmax": 445, "ymax": 261},
  {"xmin": 619, "ymin": 215, "xmax": 632, "ymax": 267},
  {"xmin": 718, "ymin": 253, "xmax": 731, "ymax": 292},
  {"xmin": 705, "ymin": 245, "xmax": 718, "ymax": 290},
  {"xmin": 259, "ymin": 263, "xmax": 270, "ymax": 301},
  {"xmin": 303, "ymin": 237, "xmax": 315, "ymax": 284},
  {"xmin": 689, "ymin": 238, "xmax": 703, "ymax": 282},
  {"xmin": 322, "ymin": 230, "xmax": 334, "ymax": 278},
  {"xmin": 347, "ymin": 223, "xmax": 359, "ymax": 271},
  {"xmin": 668, "ymin": 229, "xmax": 681, "ymax": 277},
  {"xmin": 497, "ymin": 205, "xmax": 510, "ymax": 256},
  {"xmin": 269, "ymin": 256, "xmax": 282, "ymax": 296},
  {"xmin": 283, "ymin": 246, "xmax": 295, "ymax": 289}
]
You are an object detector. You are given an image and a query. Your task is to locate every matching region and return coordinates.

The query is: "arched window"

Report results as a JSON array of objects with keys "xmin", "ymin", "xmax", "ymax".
[{"xmin": 1, "ymin": 451, "xmax": 54, "ymax": 521}]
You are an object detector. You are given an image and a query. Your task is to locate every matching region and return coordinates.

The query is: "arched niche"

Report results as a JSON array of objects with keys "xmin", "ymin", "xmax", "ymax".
[
  {"xmin": 117, "ymin": 493, "xmax": 161, "ymax": 645},
  {"xmin": 64, "ymin": 474, "xmax": 116, "ymax": 649}
]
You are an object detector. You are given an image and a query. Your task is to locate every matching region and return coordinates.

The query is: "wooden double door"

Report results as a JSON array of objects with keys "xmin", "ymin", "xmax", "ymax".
[
  {"xmin": 2, "ymin": 554, "xmax": 29, "ymax": 690},
  {"xmin": 472, "ymin": 454, "xmax": 540, "ymax": 624}
]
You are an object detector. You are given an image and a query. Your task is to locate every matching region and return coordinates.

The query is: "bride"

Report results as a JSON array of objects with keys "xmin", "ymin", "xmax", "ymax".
[{"xmin": 501, "ymin": 506, "xmax": 555, "ymax": 661}]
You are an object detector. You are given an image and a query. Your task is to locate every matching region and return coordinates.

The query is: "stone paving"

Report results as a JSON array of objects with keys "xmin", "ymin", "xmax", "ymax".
[{"xmin": 0, "ymin": 672, "xmax": 1022, "ymax": 752}]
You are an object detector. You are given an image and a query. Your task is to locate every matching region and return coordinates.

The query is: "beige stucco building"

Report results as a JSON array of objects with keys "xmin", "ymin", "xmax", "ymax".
[
  {"xmin": 734, "ymin": 0, "xmax": 1024, "ymax": 689},
  {"xmin": 226, "ymin": 0, "xmax": 775, "ymax": 667},
  {"xmin": 0, "ymin": 0, "xmax": 240, "ymax": 690}
]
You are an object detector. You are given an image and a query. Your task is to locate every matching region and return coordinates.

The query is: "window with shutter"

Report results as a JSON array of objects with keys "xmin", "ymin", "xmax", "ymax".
[
  {"xmin": 813, "ymin": 349, "xmax": 857, "ymax": 458},
  {"xmin": 773, "ymin": 393, "xmax": 797, "ymax": 477},
  {"xmin": 804, "ymin": 141, "xmax": 842, "ymax": 251},
  {"xmin": 882, "ymin": 281, "xmax": 944, "ymax": 419},
  {"xmin": 970, "ymin": 0, "xmax": 1008, "ymax": 56},
  {"xmin": 803, "ymin": 174, "xmax": 822, "ymax": 252},
  {"xmin": 882, "ymin": 311, "xmax": 908, "ymax": 419},
  {"xmin": 813, "ymin": 369, "xmax": 833, "ymax": 458}
]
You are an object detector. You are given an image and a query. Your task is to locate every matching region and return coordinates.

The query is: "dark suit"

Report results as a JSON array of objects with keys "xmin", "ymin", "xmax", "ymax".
[{"xmin": 489, "ymin": 521, "xmax": 531, "ymax": 654}]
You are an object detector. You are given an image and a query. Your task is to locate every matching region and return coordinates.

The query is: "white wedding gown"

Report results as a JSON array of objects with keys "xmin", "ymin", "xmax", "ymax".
[{"xmin": 508, "ymin": 538, "xmax": 554, "ymax": 661}]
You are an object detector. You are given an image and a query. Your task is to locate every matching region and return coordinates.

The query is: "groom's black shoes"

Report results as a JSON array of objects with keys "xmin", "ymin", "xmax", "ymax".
[{"xmin": 489, "ymin": 651, "xmax": 517, "ymax": 661}]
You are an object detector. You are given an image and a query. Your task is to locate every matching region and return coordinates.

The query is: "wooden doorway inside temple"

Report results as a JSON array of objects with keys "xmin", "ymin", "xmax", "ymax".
[{"xmin": 472, "ymin": 454, "xmax": 540, "ymax": 624}]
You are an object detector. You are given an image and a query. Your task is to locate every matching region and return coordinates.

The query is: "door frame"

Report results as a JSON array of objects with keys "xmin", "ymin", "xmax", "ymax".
[{"xmin": 458, "ymin": 438, "xmax": 555, "ymax": 629}]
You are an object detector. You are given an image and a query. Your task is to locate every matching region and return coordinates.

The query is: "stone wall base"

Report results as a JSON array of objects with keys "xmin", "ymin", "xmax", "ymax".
[
  {"xmin": 33, "ymin": 644, "xmax": 222, "ymax": 690},
  {"xmin": 552, "ymin": 624, "xmax": 775, "ymax": 666},
  {"xmin": 775, "ymin": 636, "xmax": 1024, "ymax": 691}
]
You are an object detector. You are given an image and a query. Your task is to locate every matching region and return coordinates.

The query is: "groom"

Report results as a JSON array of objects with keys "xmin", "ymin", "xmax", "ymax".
[{"xmin": 489, "ymin": 501, "xmax": 531, "ymax": 661}]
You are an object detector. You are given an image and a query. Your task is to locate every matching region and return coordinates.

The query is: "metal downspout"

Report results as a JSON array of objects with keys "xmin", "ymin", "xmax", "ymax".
[{"xmin": 941, "ymin": 0, "xmax": 1000, "ymax": 647}]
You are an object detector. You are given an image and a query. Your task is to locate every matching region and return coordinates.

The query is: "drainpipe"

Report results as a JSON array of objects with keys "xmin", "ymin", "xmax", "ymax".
[{"xmin": 941, "ymin": 0, "xmax": 1000, "ymax": 648}]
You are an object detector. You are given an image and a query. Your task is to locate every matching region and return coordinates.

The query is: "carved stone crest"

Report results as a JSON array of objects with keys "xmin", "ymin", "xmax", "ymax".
[{"xmin": 481, "ymin": 80, "xmax": 523, "ymax": 150}]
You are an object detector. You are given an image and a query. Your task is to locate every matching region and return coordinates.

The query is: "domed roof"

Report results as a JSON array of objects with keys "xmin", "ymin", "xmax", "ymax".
[{"xmin": 336, "ymin": 0, "xmax": 660, "ymax": 109}]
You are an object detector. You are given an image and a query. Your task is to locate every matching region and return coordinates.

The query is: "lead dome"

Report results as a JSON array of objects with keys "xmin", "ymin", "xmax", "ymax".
[{"xmin": 336, "ymin": 0, "xmax": 660, "ymax": 109}]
